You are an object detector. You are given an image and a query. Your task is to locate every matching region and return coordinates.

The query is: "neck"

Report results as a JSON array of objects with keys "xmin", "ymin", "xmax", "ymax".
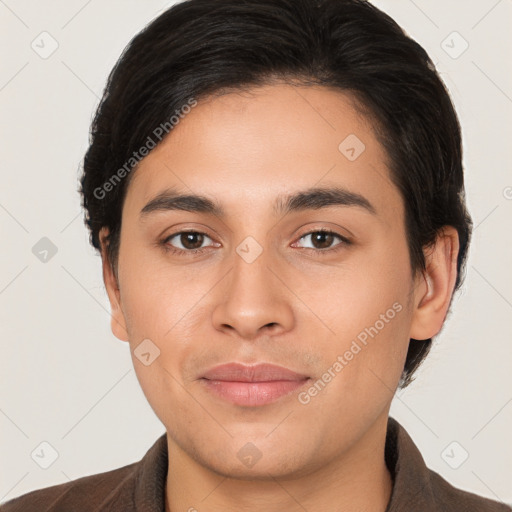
[{"xmin": 165, "ymin": 414, "xmax": 393, "ymax": 512}]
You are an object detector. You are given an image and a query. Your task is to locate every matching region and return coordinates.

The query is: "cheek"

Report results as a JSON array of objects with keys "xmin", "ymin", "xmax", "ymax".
[
  {"xmin": 118, "ymin": 243, "xmax": 210, "ymax": 340},
  {"xmin": 304, "ymin": 235, "xmax": 414, "ymax": 392},
  {"xmin": 295, "ymin": 234, "xmax": 412, "ymax": 342},
  {"xmin": 117, "ymin": 246, "xmax": 214, "ymax": 399}
]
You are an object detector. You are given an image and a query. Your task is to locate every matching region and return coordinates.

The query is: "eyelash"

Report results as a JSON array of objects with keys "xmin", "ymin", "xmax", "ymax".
[{"xmin": 160, "ymin": 229, "xmax": 351, "ymax": 257}]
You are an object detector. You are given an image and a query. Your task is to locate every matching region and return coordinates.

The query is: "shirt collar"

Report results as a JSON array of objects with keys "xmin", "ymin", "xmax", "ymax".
[
  {"xmin": 130, "ymin": 417, "xmax": 438, "ymax": 511},
  {"xmin": 384, "ymin": 416, "xmax": 436, "ymax": 511}
]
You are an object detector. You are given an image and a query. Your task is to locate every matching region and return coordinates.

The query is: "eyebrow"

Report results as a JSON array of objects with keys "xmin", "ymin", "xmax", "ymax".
[{"xmin": 139, "ymin": 185, "xmax": 376, "ymax": 219}]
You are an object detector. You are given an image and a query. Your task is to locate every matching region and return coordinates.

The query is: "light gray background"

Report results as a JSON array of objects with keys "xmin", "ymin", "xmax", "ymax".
[{"xmin": 1, "ymin": 0, "xmax": 511, "ymax": 506}]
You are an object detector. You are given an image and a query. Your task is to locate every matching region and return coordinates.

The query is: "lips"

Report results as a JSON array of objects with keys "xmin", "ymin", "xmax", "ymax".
[
  {"xmin": 202, "ymin": 363, "xmax": 308, "ymax": 382},
  {"xmin": 200, "ymin": 363, "xmax": 310, "ymax": 407}
]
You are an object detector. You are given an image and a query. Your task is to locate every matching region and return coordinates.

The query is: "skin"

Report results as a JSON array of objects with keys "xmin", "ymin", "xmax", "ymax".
[{"xmin": 100, "ymin": 83, "xmax": 459, "ymax": 512}]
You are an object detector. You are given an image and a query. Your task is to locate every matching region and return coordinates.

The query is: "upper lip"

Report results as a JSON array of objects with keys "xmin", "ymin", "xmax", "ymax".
[{"xmin": 201, "ymin": 363, "xmax": 309, "ymax": 382}]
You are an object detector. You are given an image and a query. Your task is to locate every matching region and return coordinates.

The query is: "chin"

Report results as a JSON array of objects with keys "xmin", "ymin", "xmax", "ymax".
[
  {"xmin": 202, "ymin": 454, "xmax": 308, "ymax": 481},
  {"xmin": 183, "ymin": 434, "xmax": 318, "ymax": 481}
]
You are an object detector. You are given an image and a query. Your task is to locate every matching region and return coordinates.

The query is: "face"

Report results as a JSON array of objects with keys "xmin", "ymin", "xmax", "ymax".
[{"xmin": 102, "ymin": 83, "xmax": 432, "ymax": 479}]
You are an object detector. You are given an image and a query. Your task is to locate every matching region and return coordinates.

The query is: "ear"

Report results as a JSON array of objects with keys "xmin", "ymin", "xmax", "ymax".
[
  {"xmin": 99, "ymin": 227, "xmax": 129, "ymax": 342},
  {"xmin": 409, "ymin": 226, "xmax": 460, "ymax": 341}
]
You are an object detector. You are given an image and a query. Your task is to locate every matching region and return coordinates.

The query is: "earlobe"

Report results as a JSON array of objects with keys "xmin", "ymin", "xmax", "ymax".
[
  {"xmin": 99, "ymin": 227, "xmax": 129, "ymax": 342},
  {"xmin": 409, "ymin": 227, "xmax": 460, "ymax": 340}
]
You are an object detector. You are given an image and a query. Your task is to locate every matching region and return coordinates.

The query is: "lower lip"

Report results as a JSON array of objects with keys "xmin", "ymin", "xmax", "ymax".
[{"xmin": 201, "ymin": 379, "xmax": 309, "ymax": 406}]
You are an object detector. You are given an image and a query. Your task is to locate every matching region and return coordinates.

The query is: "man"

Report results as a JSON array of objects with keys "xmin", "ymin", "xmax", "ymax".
[{"xmin": 2, "ymin": 0, "xmax": 509, "ymax": 510}]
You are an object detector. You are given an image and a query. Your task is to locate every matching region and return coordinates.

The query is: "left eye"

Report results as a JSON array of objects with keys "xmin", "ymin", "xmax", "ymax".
[{"xmin": 294, "ymin": 230, "xmax": 348, "ymax": 250}]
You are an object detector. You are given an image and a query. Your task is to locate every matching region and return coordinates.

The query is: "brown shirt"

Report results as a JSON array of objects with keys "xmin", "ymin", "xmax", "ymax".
[{"xmin": 1, "ymin": 417, "xmax": 509, "ymax": 511}]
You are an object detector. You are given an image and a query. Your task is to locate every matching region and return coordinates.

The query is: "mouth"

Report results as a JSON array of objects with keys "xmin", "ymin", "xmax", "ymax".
[{"xmin": 200, "ymin": 363, "xmax": 310, "ymax": 407}]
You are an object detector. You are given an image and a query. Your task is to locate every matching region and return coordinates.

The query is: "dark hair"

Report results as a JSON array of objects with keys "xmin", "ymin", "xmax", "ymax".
[{"xmin": 80, "ymin": 0, "xmax": 472, "ymax": 388}]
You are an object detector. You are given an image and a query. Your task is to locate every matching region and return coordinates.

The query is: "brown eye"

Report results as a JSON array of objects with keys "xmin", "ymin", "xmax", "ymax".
[
  {"xmin": 294, "ymin": 230, "xmax": 349, "ymax": 252},
  {"xmin": 164, "ymin": 231, "xmax": 213, "ymax": 252},
  {"xmin": 179, "ymin": 232, "xmax": 205, "ymax": 249},
  {"xmin": 310, "ymin": 231, "xmax": 335, "ymax": 249}
]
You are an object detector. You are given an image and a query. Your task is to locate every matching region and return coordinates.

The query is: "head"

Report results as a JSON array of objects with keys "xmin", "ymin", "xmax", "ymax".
[{"xmin": 80, "ymin": 0, "xmax": 471, "ymax": 479}]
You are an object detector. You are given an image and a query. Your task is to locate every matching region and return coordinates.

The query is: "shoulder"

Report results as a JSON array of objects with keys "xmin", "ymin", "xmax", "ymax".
[
  {"xmin": 428, "ymin": 469, "xmax": 511, "ymax": 512},
  {"xmin": 0, "ymin": 433, "xmax": 168, "ymax": 512},
  {"xmin": 386, "ymin": 417, "xmax": 511, "ymax": 512},
  {"xmin": 0, "ymin": 461, "xmax": 138, "ymax": 512}
]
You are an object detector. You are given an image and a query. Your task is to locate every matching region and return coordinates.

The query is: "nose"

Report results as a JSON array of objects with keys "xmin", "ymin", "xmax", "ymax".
[{"xmin": 211, "ymin": 246, "xmax": 295, "ymax": 340}]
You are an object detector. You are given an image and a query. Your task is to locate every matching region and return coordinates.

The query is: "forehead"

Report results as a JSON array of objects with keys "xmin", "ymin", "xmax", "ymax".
[{"xmin": 124, "ymin": 83, "xmax": 400, "ymax": 221}]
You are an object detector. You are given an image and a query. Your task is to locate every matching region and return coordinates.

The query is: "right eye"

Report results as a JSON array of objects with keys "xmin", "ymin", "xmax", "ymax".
[{"xmin": 161, "ymin": 231, "xmax": 218, "ymax": 255}]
